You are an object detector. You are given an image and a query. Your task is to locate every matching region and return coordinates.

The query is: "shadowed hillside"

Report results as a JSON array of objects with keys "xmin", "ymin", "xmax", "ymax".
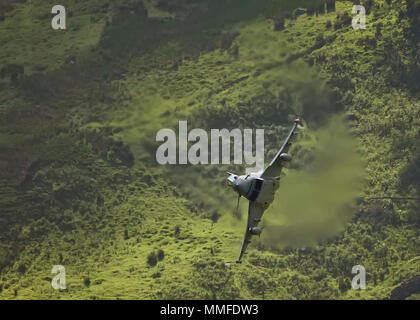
[{"xmin": 0, "ymin": 0, "xmax": 419, "ymax": 300}]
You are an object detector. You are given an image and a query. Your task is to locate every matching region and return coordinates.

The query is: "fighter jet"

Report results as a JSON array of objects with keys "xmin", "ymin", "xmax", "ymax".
[{"xmin": 226, "ymin": 117, "xmax": 304, "ymax": 263}]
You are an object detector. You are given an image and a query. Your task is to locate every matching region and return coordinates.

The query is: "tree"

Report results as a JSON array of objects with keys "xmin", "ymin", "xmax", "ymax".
[
  {"xmin": 147, "ymin": 252, "xmax": 158, "ymax": 267},
  {"xmin": 273, "ymin": 15, "xmax": 285, "ymax": 31},
  {"xmin": 157, "ymin": 249, "xmax": 165, "ymax": 261}
]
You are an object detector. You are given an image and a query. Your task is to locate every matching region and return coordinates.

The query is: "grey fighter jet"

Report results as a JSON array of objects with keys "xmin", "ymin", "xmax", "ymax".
[{"xmin": 226, "ymin": 117, "xmax": 304, "ymax": 263}]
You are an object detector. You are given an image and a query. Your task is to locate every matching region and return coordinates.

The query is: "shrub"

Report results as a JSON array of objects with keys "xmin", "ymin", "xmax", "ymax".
[
  {"xmin": 363, "ymin": 0, "xmax": 375, "ymax": 14},
  {"xmin": 17, "ymin": 262, "xmax": 26, "ymax": 274},
  {"xmin": 157, "ymin": 249, "xmax": 165, "ymax": 261},
  {"xmin": 376, "ymin": 23, "xmax": 383, "ymax": 38},
  {"xmin": 221, "ymin": 30, "xmax": 240, "ymax": 50},
  {"xmin": 313, "ymin": 34, "xmax": 326, "ymax": 50},
  {"xmin": 147, "ymin": 252, "xmax": 158, "ymax": 267},
  {"xmin": 273, "ymin": 16, "xmax": 285, "ymax": 31},
  {"xmin": 307, "ymin": 6, "xmax": 315, "ymax": 16},
  {"xmin": 334, "ymin": 12, "xmax": 352, "ymax": 30}
]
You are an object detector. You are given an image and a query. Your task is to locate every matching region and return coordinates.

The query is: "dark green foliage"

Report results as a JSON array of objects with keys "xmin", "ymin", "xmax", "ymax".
[
  {"xmin": 156, "ymin": 0, "xmax": 185, "ymax": 12},
  {"xmin": 17, "ymin": 263, "xmax": 26, "ymax": 274},
  {"xmin": 334, "ymin": 12, "xmax": 352, "ymax": 30},
  {"xmin": 313, "ymin": 34, "xmax": 326, "ymax": 50},
  {"xmin": 0, "ymin": 63, "xmax": 24, "ymax": 85},
  {"xmin": 273, "ymin": 15, "xmax": 286, "ymax": 31},
  {"xmin": 405, "ymin": 0, "xmax": 420, "ymax": 40},
  {"xmin": 390, "ymin": 276, "xmax": 420, "ymax": 300},
  {"xmin": 375, "ymin": 22, "xmax": 383, "ymax": 37},
  {"xmin": 210, "ymin": 211, "xmax": 220, "ymax": 223},
  {"xmin": 193, "ymin": 260, "xmax": 240, "ymax": 300},
  {"xmin": 0, "ymin": 0, "xmax": 418, "ymax": 300},
  {"xmin": 246, "ymin": 274, "xmax": 267, "ymax": 298},
  {"xmin": 326, "ymin": 20, "xmax": 332, "ymax": 29},
  {"xmin": 147, "ymin": 252, "xmax": 158, "ymax": 267},
  {"xmin": 111, "ymin": 0, "xmax": 147, "ymax": 25},
  {"xmin": 357, "ymin": 0, "xmax": 375, "ymax": 14},
  {"xmin": 326, "ymin": 0, "xmax": 336, "ymax": 12},
  {"xmin": 307, "ymin": 6, "xmax": 315, "ymax": 16},
  {"xmin": 398, "ymin": 140, "xmax": 420, "ymax": 224},
  {"xmin": 229, "ymin": 44, "xmax": 239, "ymax": 59},
  {"xmin": 152, "ymin": 271, "xmax": 161, "ymax": 278},
  {"xmin": 157, "ymin": 249, "xmax": 165, "ymax": 261},
  {"xmin": 315, "ymin": 0, "xmax": 325, "ymax": 16},
  {"xmin": 0, "ymin": 0, "xmax": 26, "ymax": 18},
  {"xmin": 220, "ymin": 30, "xmax": 240, "ymax": 50},
  {"xmin": 338, "ymin": 277, "xmax": 351, "ymax": 292}
]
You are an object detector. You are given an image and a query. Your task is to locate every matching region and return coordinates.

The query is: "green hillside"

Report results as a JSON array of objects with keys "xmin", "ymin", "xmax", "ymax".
[{"xmin": 0, "ymin": 0, "xmax": 419, "ymax": 299}]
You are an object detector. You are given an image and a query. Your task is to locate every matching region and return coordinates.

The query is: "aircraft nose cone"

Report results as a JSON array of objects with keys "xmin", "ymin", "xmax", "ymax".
[
  {"xmin": 227, "ymin": 174, "xmax": 239, "ymax": 191},
  {"xmin": 232, "ymin": 179, "xmax": 239, "ymax": 191}
]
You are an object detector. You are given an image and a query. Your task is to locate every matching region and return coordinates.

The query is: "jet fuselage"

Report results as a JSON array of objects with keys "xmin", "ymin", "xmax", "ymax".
[{"xmin": 227, "ymin": 173, "xmax": 279, "ymax": 209}]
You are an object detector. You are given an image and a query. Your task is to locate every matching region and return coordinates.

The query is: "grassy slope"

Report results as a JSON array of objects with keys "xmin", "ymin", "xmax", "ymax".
[{"xmin": 0, "ymin": 0, "xmax": 418, "ymax": 299}]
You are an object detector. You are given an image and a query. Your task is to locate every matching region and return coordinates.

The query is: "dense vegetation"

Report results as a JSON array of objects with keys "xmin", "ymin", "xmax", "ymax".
[{"xmin": 0, "ymin": 0, "xmax": 418, "ymax": 299}]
